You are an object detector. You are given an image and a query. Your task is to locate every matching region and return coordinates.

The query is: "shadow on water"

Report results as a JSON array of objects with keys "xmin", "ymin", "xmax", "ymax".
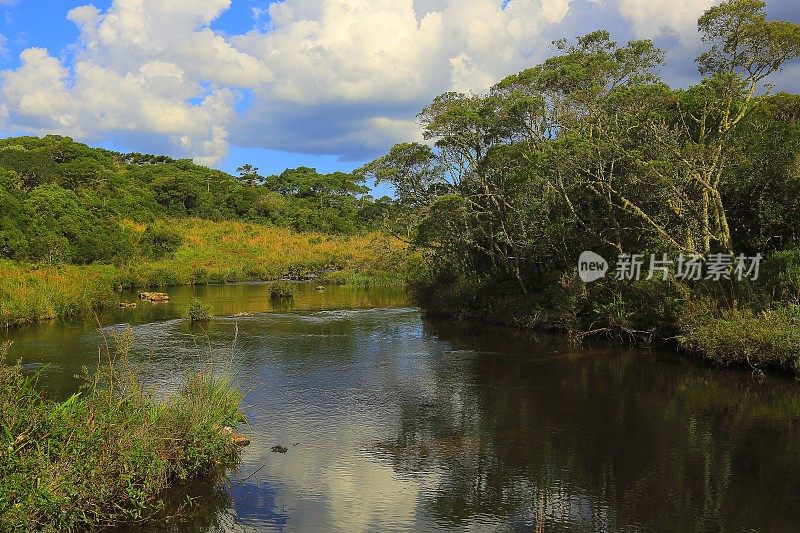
[{"xmin": 4, "ymin": 284, "xmax": 800, "ymax": 531}]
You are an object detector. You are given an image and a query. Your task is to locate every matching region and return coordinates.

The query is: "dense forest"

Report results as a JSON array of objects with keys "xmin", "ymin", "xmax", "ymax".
[
  {"xmin": 359, "ymin": 0, "xmax": 800, "ymax": 371},
  {"xmin": 0, "ymin": 135, "xmax": 389, "ymax": 264}
]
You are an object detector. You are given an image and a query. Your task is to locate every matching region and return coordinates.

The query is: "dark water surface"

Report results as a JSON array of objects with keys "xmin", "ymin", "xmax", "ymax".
[{"xmin": 3, "ymin": 283, "xmax": 800, "ymax": 532}]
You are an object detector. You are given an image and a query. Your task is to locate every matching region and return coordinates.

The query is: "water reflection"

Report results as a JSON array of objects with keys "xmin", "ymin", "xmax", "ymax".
[{"xmin": 4, "ymin": 286, "xmax": 800, "ymax": 531}]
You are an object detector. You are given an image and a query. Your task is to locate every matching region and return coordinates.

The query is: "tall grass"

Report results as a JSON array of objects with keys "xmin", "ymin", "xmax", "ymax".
[
  {"xmin": 0, "ymin": 219, "xmax": 409, "ymax": 327},
  {"xmin": 0, "ymin": 261, "xmax": 118, "ymax": 328},
  {"xmin": 0, "ymin": 330, "xmax": 245, "ymax": 531}
]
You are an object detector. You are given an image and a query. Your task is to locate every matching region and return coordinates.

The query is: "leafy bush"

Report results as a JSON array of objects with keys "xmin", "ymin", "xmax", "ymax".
[
  {"xmin": 186, "ymin": 297, "xmax": 213, "ymax": 323},
  {"xmin": 761, "ymin": 248, "xmax": 800, "ymax": 303}
]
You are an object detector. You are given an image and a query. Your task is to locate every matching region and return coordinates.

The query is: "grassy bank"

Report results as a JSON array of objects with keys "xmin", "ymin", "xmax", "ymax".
[
  {"xmin": 678, "ymin": 303, "xmax": 800, "ymax": 374},
  {"xmin": 0, "ymin": 218, "xmax": 408, "ymax": 328},
  {"xmin": 0, "ymin": 333, "xmax": 245, "ymax": 531}
]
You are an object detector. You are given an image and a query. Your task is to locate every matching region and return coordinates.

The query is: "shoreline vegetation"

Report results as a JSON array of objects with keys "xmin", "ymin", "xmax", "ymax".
[
  {"xmin": 0, "ymin": 219, "xmax": 408, "ymax": 328},
  {"xmin": 360, "ymin": 1, "xmax": 800, "ymax": 375},
  {"xmin": 0, "ymin": 332, "xmax": 246, "ymax": 531}
]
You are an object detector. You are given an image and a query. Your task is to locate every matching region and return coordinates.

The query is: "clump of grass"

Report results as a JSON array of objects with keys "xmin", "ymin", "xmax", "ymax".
[
  {"xmin": 679, "ymin": 302, "xmax": 800, "ymax": 373},
  {"xmin": 269, "ymin": 280, "xmax": 297, "ymax": 299},
  {"xmin": 186, "ymin": 297, "xmax": 213, "ymax": 323},
  {"xmin": 0, "ymin": 329, "xmax": 244, "ymax": 531}
]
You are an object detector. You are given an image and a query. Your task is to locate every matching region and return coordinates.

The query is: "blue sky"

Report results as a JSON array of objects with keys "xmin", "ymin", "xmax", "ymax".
[
  {"xmin": 0, "ymin": 0, "xmax": 797, "ymax": 189},
  {"xmin": 0, "ymin": 0, "xmax": 361, "ymax": 178}
]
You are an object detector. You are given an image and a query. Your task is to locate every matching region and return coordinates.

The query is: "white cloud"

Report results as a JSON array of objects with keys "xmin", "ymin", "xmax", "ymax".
[
  {"xmin": 232, "ymin": 0, "xmax": 571, "ymax": 156},
  {"xmin": 0, "ymin": 0, "xmax": 795, "ymax": 165},
  {"xmin": 616, "ymin": 0, "xmax": 719, "ymax": 43}
]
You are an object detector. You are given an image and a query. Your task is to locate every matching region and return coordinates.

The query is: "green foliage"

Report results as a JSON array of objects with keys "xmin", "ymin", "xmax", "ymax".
[
  {"xmin": 0, "ymin": 331, "xmax": 244, "ymax": 531},
  {"xmin": 697, "ymin": 0, "xmax": 800, "ymax": 80},
  {"xmin": 139, "ymin": 224, "xmax": 183, "ymax": 260},
  {"xmin": 356, "ymin": 143, "xmax": 445, "ymax": 208},
  {"xmin": 235, "ymin": 163, "xmax": 262, "ymax": 187},
  {"xmin": 186, "ymin": 298, "xmax": 213, "ymax": 323},
  {"xmin": 0, "ymin": 136, "xmax": 389, "ymax": 266},
  {"xmin": 269, "ymin": 280, "xmax": 297, "ymax": 299},
  {"xmin": 761, "ymin": 248, "xmax": 800, "ymax": 303},
  {"xmin": 366, "ymin": 1, "xmax": 800, "ymax": 371}
]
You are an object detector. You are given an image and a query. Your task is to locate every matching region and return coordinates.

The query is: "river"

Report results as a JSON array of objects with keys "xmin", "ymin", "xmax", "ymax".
[{"xmin": 3, "ymin": 283, "xmax": 800, "ymax": 531}]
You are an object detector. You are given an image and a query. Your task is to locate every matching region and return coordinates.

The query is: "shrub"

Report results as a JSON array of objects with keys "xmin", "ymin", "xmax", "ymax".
[
  {"xmin": 761, "ymin": 248, "xmax": 800, "ymax": 303},
  {"xmin": 269, "ymin": 280, "xmax": 297, "ymax": 298},
  {"xmin": 139, "ymin": 224, "xmax": 183, "ymax": 260},
  {"xmin": 186, "ymin": 297, "xmax": 213, "ymax": 323}
]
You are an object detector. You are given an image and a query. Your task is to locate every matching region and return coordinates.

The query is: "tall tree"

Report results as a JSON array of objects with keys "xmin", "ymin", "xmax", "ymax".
[{"xmin": 236, "ymin": 163, "xmax": 262, "ymax": 187}]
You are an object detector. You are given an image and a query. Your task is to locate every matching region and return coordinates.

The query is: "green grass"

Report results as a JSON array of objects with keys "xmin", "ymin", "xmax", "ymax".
[
  {"xmin": 0, "ymin": 331, "xmax": 245, "ymax": 531},
  {"xmin": 679, "ymin": 303, "xmax": 800, "ymax": 373}
]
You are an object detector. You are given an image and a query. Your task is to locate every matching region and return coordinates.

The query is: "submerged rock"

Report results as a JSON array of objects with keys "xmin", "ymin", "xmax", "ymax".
[{"xmin": 270, "ymin": 445, "xmax": 288, "ymax": 454}]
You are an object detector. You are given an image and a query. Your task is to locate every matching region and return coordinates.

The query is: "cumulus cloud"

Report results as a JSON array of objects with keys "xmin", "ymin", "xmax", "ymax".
[
  {"xmin": 0, "ymin": 0, "xmax": 797, "ymax": 164},
  {"xmin": 616, "ymin": 0, "xmax": 718, "ymax": 43},
  {"xmin": 230, "ymin": 0, "xmax": 571, "ymax": 158}
]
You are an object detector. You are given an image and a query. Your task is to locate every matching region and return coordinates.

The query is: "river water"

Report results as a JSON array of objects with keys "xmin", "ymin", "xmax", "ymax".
[{"xmin": 3, "ymin": 283, "xmax": 800, "ymax": 532}]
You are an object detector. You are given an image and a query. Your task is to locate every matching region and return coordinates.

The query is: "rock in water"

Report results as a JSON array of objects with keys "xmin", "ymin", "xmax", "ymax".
[{"xmin": 270, "ymin": 445, "xmax": 288, "ymax": 453}]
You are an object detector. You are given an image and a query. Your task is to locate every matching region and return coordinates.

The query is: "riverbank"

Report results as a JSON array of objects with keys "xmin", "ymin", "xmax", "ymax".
[
  {"xmin": 0, "ymin": 219, "xmax": 409, "ymax": 328},
  {"xmin": 414, "ymin": 275, "xmax": 800, "ymax": 376},
  {"xmin": 0, "ymin": 333, "xmax": 246, "ymax": 531}
]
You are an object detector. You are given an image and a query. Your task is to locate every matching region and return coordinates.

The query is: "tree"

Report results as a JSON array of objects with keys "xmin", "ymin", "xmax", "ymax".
[
  {"xmin": 357, "ymin": 143, "xmax": 446, "ymax": 208},
  {"xmin": 236, "ymin": 163, "xmax": 262, "ymax": 187},
  {"xmin": 686, "ymin": 0, "xmax": 800, "ymax": 253}
]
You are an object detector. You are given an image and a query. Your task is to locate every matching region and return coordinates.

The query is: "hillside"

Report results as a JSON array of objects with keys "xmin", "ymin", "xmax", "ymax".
[{"xmin": 0, "ymin": 135, "xmax": 390, "ymax": 265}]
